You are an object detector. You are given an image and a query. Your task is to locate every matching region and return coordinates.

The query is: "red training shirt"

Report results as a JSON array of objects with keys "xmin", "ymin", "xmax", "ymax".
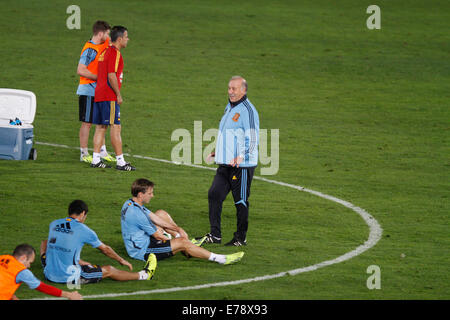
[{"xmin": 95, "ymin": 45, "xmax": 124, "ymax": 102}]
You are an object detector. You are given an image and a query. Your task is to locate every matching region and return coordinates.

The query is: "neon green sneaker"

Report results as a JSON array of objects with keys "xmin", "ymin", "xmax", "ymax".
[
  {"xmin": 101, "ymin": 153, "xmax": 116, "ymax": 162},
  {"xmin": 80, "ymin": 154, "xmax": 93, "ymax": 164},
  {"xmin": 224, "ymin": 251, "xmax": 245, "ymax": 265},
  {"xmin": 191, "ymin": 236, "xmax": 207, "ymax": 247},
  {"xmin": 181, "ymin": 237, "xmax": 207, "ymax": 260},
  {"xmin": 143, "ymin": 253, "xmax": 157, "ymax": 280}
]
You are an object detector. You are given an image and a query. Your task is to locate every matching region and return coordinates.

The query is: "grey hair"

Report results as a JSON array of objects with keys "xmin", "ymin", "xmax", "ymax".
[{"xmin": 230, "ymin": 75, "xmax": 248, "ymax": 92}]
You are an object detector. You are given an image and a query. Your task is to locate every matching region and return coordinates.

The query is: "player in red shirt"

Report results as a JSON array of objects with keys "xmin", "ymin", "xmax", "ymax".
[{"xmin": 92, "ymin": 26, "xmax": 135, "ymax": 171}]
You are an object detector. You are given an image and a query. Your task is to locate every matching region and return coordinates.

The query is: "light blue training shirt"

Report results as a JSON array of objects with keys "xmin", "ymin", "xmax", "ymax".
[
  {"xmin": 43, "ymin": 217, "xmax": 102, "ymax": 283},
  {"xmin": 215, "ymin": 95, "xmax": 260, "ymax": 167},
  {"xmin": 120, "ymin": 199, "xmax": 158, "ymax": 261}
]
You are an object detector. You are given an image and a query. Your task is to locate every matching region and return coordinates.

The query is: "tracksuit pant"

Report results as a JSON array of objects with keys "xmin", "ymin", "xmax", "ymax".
[{"xmin": 208, "ymin": 165, "xmax": 255, "ymax": 241}]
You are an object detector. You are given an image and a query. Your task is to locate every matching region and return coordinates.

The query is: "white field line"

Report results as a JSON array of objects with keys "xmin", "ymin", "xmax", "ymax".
[{"xmin": 33, "ymin": 141, "xmax": 383, "ymax": 300}]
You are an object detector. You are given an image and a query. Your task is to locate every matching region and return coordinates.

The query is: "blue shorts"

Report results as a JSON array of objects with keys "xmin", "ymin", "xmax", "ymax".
[{"xmin": 92, "ymin": 101, "xmax": 121, "ymax": 125}]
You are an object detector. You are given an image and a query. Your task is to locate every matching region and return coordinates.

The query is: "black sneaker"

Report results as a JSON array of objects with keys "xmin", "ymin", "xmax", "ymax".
[
  {"xmin": 116, "ymin": 162, "xmax": 136, "ymax": 171},
  {"xmin": 225, "ymin": 238, "xmax": 247, "ymax": 246},
  {"xmin": 90, "ymin": 160, "xmax": 111, "ymax": 168},
  {"xmin": 196, "ymin": 233, "xmax": 221, "ymax": 244}
]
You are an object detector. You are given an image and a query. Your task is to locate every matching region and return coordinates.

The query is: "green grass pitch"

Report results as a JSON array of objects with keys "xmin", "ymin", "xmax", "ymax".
[{"xmin": 0, "ymin": 0, "xmax": 448, "ymax": 300}]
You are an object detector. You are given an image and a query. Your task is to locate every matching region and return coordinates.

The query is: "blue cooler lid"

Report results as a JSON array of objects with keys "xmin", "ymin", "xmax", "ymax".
[{"xmin": 0, "ymin": 89, "xmax": 36, "ymax": 125}]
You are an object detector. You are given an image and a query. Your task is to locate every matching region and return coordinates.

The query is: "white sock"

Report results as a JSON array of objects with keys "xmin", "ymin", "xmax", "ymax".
[
  {"xmin": 92, "ymin": 152, "xmax": 101, "ymax": 165},
  {"xmin": 100, "ymin": 145, "xmax": 108, "ymax": 157},
  {"xmin": 208, "ymin": 253, "xmax": 226, "ymax": 264},
  {"xmin": 138, "ymin": 270, "xmax": 148, "ymax": 280},
  {"xmin": 80, "ymin": 148, "xmax": 89, "ymax": 156},
  {"xmin": 116, "ymin": 154, "xmax": 126, "ymax": 166}
]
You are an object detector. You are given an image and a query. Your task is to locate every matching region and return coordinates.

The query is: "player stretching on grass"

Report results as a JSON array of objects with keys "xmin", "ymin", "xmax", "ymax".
[
  {"xmin": 0, "ymin": 244, "xmax": 82, "ymax": 300},
  {"xmin": 121, "ymin": 178, "xmax": 245, "ymax": 265},
  {"xmin": 41, "ymin": 200, "xmax": 156, "ymax": 286}
]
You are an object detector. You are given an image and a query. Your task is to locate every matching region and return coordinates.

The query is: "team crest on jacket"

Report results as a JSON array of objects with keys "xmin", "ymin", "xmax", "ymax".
[
  {"xmin": 98, "ymin": 50, "xmax": 106, "ymax": 61},
  {"xmin": 232, "ymin": 113, "xmax": 240, "ymax": 122}
]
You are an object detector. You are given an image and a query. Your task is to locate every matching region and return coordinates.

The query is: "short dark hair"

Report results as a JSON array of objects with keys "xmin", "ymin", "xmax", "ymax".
[
  {"xmin": 131, "ymin": 178, "xmax": 154, "ymax": 197},
  {"xmin": 13, "ymin": 244, "xmax": 35, "ymax": 259},
  {"xmin": 111, "ymin": 25, "xmax": 128, "ymax": 42},
  {"xmin": 92, "ymin": 20, "xmax": 111, "ymax": 35},
  {"xmin": 68, "ymin": 200, "xmax": 88, "ymax": 216}
]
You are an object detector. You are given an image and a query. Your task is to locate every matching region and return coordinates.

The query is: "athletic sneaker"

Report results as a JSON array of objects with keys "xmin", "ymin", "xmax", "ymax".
[
  {"xmin": 101, "ymin": 153, "xmax": 116, "ymax": 162},
  {"xmin": 80, "ymin": 154, "xmax": 93, "ymax": 164},
  {"xmin": 196, "ymin": 233, "xmax": 221, "ymax": 244},
  {"xmin": 224, "ymin": 251, "xmax": 245, "ymax": 265},
  {"xmin": 143, "ymin": 253, "xmax": 157, "ymax": 280},
  {"xmin": 116, "ymin": 163, "xmax": 136, "ymax": 171},
  {"xmin": 90, "ymin": 160, "xmax": 111, "ymax": 168},
  {"xmin": 181, "ymin": 237, "xmax": 208, "ymax": 259},
  {"xmin": 191, "ymin": 236, "xmax": 207, "ymax": 247},
  {"xmin": 225, "ymin": 238, "xmax": 247, "ymax": 247}
]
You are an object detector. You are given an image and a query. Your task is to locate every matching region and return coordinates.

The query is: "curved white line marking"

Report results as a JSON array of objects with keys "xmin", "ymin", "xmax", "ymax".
[{"xmin": 33, "ymin": 141, "xmax": 383, "ymax": 300}]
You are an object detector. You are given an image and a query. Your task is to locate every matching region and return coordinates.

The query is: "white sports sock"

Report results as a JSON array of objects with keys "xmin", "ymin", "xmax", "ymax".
[
  {"xmin": 208, "ymin": 253, "xmax": 226, "ymax": 264},
  {"xmin": 80, "ymin": 148, "xmax": 89, "ymax": 156},
  {"xmin": 138, "ymin": 270, "xmax": 148, "ymax": 280},
  {"xmin": 99, "ymin": 145, "xmax": 108, "ymax": 157},
  {"xmin": 92, "ymin": 152, "xmax": 101, "ymax": 165},
  {"xmin": 116, "ymin": 154, "xmax": 126, "ymax": 166}
]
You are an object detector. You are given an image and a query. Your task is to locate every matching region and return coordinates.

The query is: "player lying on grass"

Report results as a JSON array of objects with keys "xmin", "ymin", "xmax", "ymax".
[
  {"xmin": 40, "ymin": 200, "xmax": 156, "ymax": 286},
  {"xmin": 0, "ymin": 244, "xmax": 82, "ymax": 300},
  {"xmin": 121, "ymin": 178, "xmax": 245, "ymax": 265}
]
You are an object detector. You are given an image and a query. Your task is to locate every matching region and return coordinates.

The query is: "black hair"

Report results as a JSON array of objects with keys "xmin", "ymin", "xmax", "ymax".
[
  {"xmin": 68, "ymin": 200, "xmax": 89, "ymax": 216},
  {"xmin": 111, "ymin": 25, "xmax": 128, "ymax": 42}
]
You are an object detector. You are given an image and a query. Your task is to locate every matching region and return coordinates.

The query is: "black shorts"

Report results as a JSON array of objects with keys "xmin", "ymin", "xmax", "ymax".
[
  {"xmin": 79, "ymin": 264, "xmax": 103, "ymax": 284},
  {"xmin": 144, "ymin": 236, "xmax": 174, "ymax": 261},
  {"xmin": 79, "ymin": 95, "xmax": 95, "ymax": 123}
]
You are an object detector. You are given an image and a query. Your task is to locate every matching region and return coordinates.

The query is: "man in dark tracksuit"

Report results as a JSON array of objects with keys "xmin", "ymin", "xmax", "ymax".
[{"xmin": 200, "ymin": 76, "xmax": 259, "ymax": 246}]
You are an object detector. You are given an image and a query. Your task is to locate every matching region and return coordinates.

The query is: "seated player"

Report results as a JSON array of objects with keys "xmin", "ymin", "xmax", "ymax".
[
  {"xmin": 0, "ymin": 244, "xmax": 81, "ymax": 300},
  {"xmin": 41, "ymin": 200, "xmax": 156, "ymax": 286},
  {"xmin": 121, "ymin": 178, "xmax": 245, "ymax": 265}
]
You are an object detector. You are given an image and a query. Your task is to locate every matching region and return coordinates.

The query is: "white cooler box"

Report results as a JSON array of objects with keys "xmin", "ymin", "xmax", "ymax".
[{"xmin": 0, "ymin": 89, "xmax": 37, "ymax": 160}]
